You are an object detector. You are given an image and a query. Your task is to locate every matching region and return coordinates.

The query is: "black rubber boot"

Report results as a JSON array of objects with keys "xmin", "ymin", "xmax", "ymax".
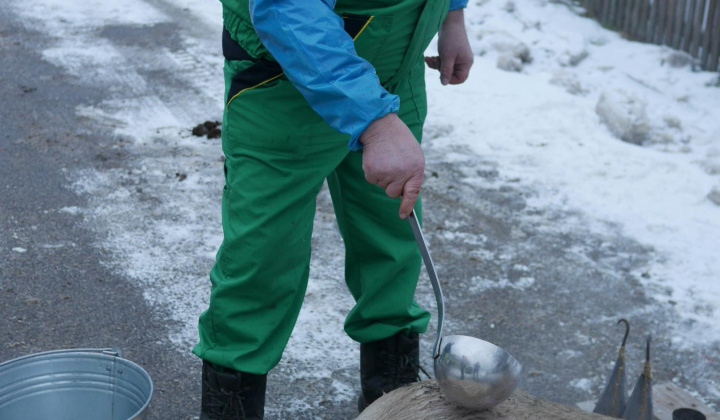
[
  {"xmin": 200, "ymin": 360, "xmax": 266, "ymax": 420},
  {"xmin": 357, "ymin": 332, "xmax": 421, "ymax": 412}
]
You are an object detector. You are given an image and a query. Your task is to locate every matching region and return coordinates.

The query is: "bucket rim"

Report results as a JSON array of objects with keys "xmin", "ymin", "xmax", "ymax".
[
  {"xmin": 0, "ymin": 347, "xmax": 154, "ymax": 420},
  {"xmin": 0, "ymin": 348, "xmax": 126, "ymax": 366}
]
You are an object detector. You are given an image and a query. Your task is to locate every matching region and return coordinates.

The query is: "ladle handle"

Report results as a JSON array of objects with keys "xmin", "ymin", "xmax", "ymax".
[{"xmin": 408, "ymin": 211, "xmax": 444, "ymax": 359}]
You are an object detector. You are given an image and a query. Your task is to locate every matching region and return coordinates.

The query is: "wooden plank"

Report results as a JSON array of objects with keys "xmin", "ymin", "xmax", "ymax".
[
  {"xmin": 680, "ymin": 0, "xmax": 697, "ymax": 51},
  {"xmin": 654, "ymin": 0, "xmax": 668, "ymax": 43},
  {"xmin": 603, "ymin": 0, "xmax": 615, "ymax": 27},
  {"xmin": 630, "ymin": 0, "xmax": 644, "ymax": 39},
  {"xmin": 689, "ymin": 0, "xmax": 707, "ymax": 55},
  {"xmin": 599, "ymin": 0, "xmax": 608, "ymax": 19},
  {"xmin": 648, "ymin": 0, "xmax": 661, "ymax": 42},
  {"xmin": 701, "ymin": 0, "xmax": 718, "ymax": 68},
  {"xmin": 611, "ymin": 0, "xmax": 621, "ymax": 27},
  {"xmin": 672, "ymin": 0, "xmax": 687, "ymax": 49},
  {"xmin": 670, "ymin": 0, "xmax": 681, "ymax": 47},
  {"xmin": 584, "ymin": 0, "xmax": 594, "ymax": 17},
  {"xmin": 662, "ymin": 0, "xmax": 674, "ymax": 43},
  {"xmin": 616, "ymin": 0, "xmax": 626, "ymax": 28},
  {"xmin": 638, "ymin": 0, "xmax": 652, "ymax": 41},
  {"xmin": 622, "ymin": 0, "xmax": 630, "ymax": 34},
  {"xmin": 602, "ymin": 0, "xmax": 613, "ymax": 25},
  {"xmin": 602, "ymin": 0, "xmax": 611, "ymax": 25},
  {"xmin": 356, "ymin": 381, "xmax": 616, "ymax": 420},
  {"xmin": 682, "ymin": 0, "xmax": 697, "ymax": 51},
  {"xmin": 653, "ymin": 382, "xmax": 720, "ymax": 420},
  {"xmin": 624, "ymin": 0, "xmax": 636, "ymax": 36},
  {"xmin": 709, "ymin": 0, "xmax": 720, "ymax": 71},
  {"xmin": 665, "ymin": 0, "xmax": 678, "ymax": 45},
  {"xmin": 611, "ymin": 0, "xmax": 620, "ymax": 27}
]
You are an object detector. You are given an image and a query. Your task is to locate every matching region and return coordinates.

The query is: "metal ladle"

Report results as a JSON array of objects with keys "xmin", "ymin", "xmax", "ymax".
[{"xmin": 408, "ymin": 211, "xmax": 522, "ymax": 410}]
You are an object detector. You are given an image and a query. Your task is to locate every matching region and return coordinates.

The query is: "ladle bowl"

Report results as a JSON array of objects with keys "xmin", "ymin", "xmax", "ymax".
[
  {"xmin": 408, "ymin": 212, "xmax": 522, "ymax": 410},
  {"xmin": 434, "ymin": 335, "xmax": 522, "ymax": 410}
]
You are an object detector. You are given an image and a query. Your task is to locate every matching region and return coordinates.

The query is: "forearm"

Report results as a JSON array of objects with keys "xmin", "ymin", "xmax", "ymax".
[
  {"xmin": 442, "ymin": 8, "xmax": 466, "ymax": 27},
  {"xmin": 440, "ymin": 8, "xmax": 467, "ymax": 43}
]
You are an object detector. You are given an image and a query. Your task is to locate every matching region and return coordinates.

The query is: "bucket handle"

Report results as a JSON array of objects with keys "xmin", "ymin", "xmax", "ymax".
[{"xmin": 102, "ymin": 347, "xmax": 124, "ymax": 358}]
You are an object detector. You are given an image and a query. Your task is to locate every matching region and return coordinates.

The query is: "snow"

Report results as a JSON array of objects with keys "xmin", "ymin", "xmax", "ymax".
[
  {"xmin": 58, "ymin": 206, "xmax": 82, "ymax": 215},
  {"xmin": 19, "ymin": 0, "xmax": 168, "ymax": 29},
  {"xmin": 469, "ymin": 275, "xmax": 535, "ymax": 292},
  {"xmin": 424, "ymin": 0, "xmax": 720, "ymax": 347},
  {"xmin": 8, "ymin": 0, "xmax": 719, "ymax": 412},
  {"xmin": 570, "ymin": 377, "xmax": 594, "ymax": 392}
]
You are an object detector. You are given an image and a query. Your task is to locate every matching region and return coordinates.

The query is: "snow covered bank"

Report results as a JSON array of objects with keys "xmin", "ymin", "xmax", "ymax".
[{"xmin": 425, "ymin": 0, "xmax": 720, "ymax": 347}]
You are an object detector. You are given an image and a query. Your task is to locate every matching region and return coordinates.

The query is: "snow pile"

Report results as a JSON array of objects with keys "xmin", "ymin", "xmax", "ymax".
[{"xmin": 595, "ymin": 90, "xmax": 651, "ymax": 145}]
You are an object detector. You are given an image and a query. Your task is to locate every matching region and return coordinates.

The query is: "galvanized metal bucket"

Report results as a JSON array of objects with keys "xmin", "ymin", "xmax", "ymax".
[{"xmin": 0, "ymin": 348, "xmax": 153, "ymax": 420}]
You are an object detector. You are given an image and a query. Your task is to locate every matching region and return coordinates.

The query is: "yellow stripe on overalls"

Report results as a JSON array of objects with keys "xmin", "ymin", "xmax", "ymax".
[
  {"xmin": 226, "ymin": 73, "xmax": 284, "ymax": 109},
  {"xmin": 226, "ymin": 16, "xmax": 375, "ymax": 109},
  {"xmin": 352, "ymin": 15, "xmax": 374, "ymax": 40}
]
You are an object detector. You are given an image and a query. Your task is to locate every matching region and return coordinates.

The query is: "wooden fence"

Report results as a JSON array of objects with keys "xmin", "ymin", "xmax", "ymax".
[{"xmin": 582, "ymin": 0, "xmax": 720, "ymax": 71}]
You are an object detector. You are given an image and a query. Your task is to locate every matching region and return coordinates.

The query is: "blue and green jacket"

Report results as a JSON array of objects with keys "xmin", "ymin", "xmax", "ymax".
[{"xmin": 223, "ymin": 0, "xmax": 468, "ymax": 150}]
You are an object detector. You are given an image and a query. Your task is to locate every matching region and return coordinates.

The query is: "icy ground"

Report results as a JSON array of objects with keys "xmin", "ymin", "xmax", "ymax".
[{"xmin": 8, "ymin": 0, "xmax": 719, "ymax": 417}]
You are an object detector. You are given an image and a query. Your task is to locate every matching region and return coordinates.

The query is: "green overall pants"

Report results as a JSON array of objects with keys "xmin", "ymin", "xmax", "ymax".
[{"xmin": 194, "ymin": 0, "xmax": 449, "ymax": 375}]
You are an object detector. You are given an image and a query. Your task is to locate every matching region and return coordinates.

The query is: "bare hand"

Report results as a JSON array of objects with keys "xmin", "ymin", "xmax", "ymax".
[
  {"xmin": 359, "ymin": 113, "xmax": 424, "ymax": 219},
  {"xmin": 425, "ymin": 9, "xmax": 473, "ymax": 85}
]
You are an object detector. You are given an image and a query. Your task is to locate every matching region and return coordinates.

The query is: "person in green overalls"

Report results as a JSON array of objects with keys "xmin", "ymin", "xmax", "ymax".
[{"xmin": 194, "ymin": 0, "xmax": 473, "ymax": 418}]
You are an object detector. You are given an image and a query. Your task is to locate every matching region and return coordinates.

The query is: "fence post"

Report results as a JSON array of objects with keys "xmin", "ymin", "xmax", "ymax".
[
  {"xmin": 648, "ymin": 0, "xmax": 660, "ymax": 42},
  {"xmin": 665, "ymin": 0, "xmax": 678, "ymax": 44},
  {"xmin": 672, "ymin": 0, "xmax": 687, "ymax": 49},
  {"xmin": 701, "ymin": 0, "xmax": 718, "ymax": 69},
  {"xmin": 611, "ymin": 0, "xmax": 622, "ymax": 27},
  {"xmin": 630, "ymin": 0, "xmax": 643, "ymax": 39},
  {"xmin": 682, "ymin": 0, "xmax": 696, "ymax": 51},
  {"xmin": 708, "ymin": 0, "xmax": 720, "ymax": 70},
  {"xmin": 602, "ymin": 0, "xmax": 612, "ymax": 25},
  {"xmin": 594, "ymin": 0, "xmax": 605, "ymax": 18},
  {"xmin": 638, "ymin": 0, "xmax": 651, "ymax": 41},
  {"xmin": 624, "ymin": 0, "xmax": 635, "ymax": 35},
  {"xmin": 689, "ymin": 0, "xmax": 706, "ymax": 56},
  {"xmin": 584, "ymin": 0, "xmax": 595, "ymax": 17},
  {"xmin": 654, "ymin": 0, "xmax": 668, "ymax": 43}
]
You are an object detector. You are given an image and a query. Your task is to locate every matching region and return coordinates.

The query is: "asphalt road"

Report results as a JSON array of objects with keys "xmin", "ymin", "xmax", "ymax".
[{"xmin": 0, "ymin": 9, "xmax": 199, "ymax": 420}]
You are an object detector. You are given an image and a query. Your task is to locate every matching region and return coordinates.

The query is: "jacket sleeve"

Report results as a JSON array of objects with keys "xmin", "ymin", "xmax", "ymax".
[
  {"xmin": 248, "ymin": 0, "xmax": 400, "ymax": 151},
  {"xmin": 449, "ymin": 0, "xmax": 468, "ymax": 10}
]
